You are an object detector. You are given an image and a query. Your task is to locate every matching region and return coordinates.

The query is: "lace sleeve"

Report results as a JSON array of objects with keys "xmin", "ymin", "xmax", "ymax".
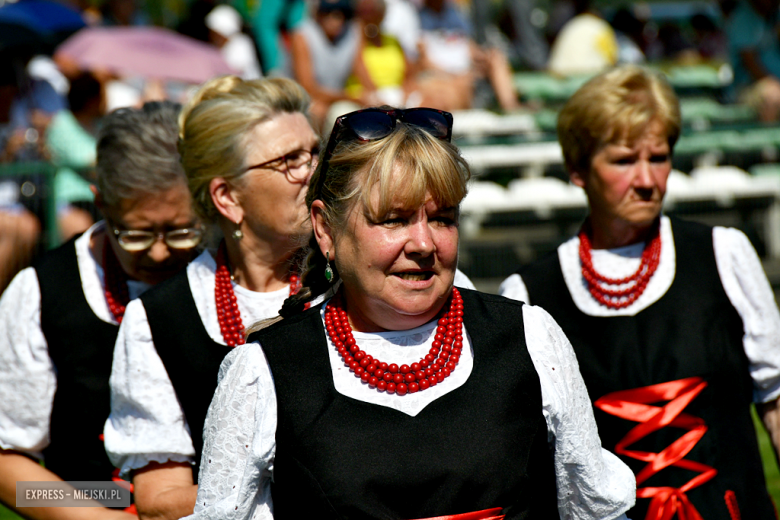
[
  {"xmin": 714, "ymin": 226, "xmax": 780, "ymax": 403},
  {"xmin": 498, "ymin": 273, "xmax": 530, "ymax": 304},
  {"xmin": 0, "ymin": 268, "xmax": 53, "ymax": 457},
  {"xmin": 104, "ymin": 299, "xmax": 196, "ymax": 478},
  {"xmin": 522, "ymin": 305, "xmax": 635, "ymax": 520},
  {"xmin": 186, "ymin": 343, "xmax": 277, "ymax": 520}
]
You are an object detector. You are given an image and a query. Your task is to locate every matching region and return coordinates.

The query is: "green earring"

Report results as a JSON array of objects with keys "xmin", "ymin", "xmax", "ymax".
[{"xmin": 325, "ymin": 251, "xmax": 333, "ymax": 283}]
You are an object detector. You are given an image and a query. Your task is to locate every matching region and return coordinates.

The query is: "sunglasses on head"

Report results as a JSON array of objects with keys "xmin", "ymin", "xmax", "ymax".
[{"xmin": 315, "ymin": 107, "xmax": 453, "ymax": 196}]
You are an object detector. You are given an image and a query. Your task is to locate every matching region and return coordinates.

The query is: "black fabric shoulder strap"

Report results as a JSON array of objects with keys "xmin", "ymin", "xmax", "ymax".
[
  {"xmin": 34, "ymin": 237, "xmax": 119, "ymax": 482},
  {"xmin": 517, "ymin": 247, "xmax": 567, "ymax": 309}
]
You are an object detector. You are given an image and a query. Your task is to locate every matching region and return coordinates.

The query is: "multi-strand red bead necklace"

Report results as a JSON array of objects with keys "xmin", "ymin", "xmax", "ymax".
[
  {"xmin": 103, "ymin": 240, "xmax": 130, "ymax": 323},
  {"xmin": 325, "ymin": 287, "xmax": 464, "ymax": 396},
  {"xmin": 214, "ymin": 242, "xmax": 303, "ymax": 347},
  {"xmin": 578, "ymin": 222, "xmax": 661, "ymax": 309}
]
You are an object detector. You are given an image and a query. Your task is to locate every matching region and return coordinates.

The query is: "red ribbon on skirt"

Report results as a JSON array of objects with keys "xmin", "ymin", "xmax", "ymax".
[
  {"xmin": 410, "ymin": 507, "xmax": 505, "ymax": 520},
  {"xmin": 594, "ymin": 377, "xmax": 716, "ymax": 520}
]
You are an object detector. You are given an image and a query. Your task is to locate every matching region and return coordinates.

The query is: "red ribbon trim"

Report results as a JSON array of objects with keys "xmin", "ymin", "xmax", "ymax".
[
  {"xmin": 724, "ymin": 490, "xmax": 740, "ymax": 520},
  {"xmin": 594, "ymin": 377, "xmax": 716, "ymax": 520},
  {"xmin": 409, "ymin": 507, "xmax": 505, "ymax": 520}
]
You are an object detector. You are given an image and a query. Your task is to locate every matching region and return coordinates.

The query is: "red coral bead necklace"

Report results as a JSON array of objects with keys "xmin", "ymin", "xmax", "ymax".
[
  {"xmin": 215, "ymin": 241, "xmax": 303, "ymax": 347},
  {"xmin": 578, "ymin": 220, "xmax": 661, "ymax": 309},
  {"xmin": 325, "ymin": 287, "xmax": 464, "ymax": 396},
  {"xmin": 103, "ymin": 238, "xmax": 130, "ymax": 324}
]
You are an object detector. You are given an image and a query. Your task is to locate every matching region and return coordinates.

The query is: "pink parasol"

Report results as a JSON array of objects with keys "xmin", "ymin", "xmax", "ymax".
[{"xmin": 56, "ymin": 26, "xmax": 237, "ymax": 84}]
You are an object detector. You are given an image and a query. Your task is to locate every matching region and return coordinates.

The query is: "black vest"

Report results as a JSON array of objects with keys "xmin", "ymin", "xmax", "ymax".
[
  {"xmin": 249, "ymin": 289, "xmax": 559, "ymax": 520},
  {"xmin": 521, "ymin": 217, "xmax": 774, "ymax": 520},
  {"xmin": 140, "ymin": 270, "xmax": 233, "ymax": 483},
  {"xmin": 35, "ymin": 237, "xmax": 118, "ymax": 482}
]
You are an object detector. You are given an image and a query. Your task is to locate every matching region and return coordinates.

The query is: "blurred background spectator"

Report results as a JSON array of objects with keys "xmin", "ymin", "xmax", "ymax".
[
  {"xmin": 611, "ymin": 7, "xmax": 646, "ymax": 65},
  {"xmin": 547, "ymin": 0, "xmax": 618, "ymax": 76},
  {"xmin": 249, "ymin": 0, "xmax": 307, "ymax": 76},
  {"xmin": 205, "ymin": 4, "xmax": 262, "ymax": 79},
  {"xmin": 381, "ymin": 0, "xmax": 422, "ymax": 61},
  {"xmin": 475, "ymin": 0, "xmax": 549, "ymax": 71},
  {"xmin": 725, "ymin": 0, "xmax": 780, "ymax": 121},
  {"xmin": 289, "ymin": 0, "xmax": 363, "ymax": 131},
  {"xmin": 45, "ymin": 71, "xmax": 103, "ymax": 241},
  {"xmin": 3, "ymin": 0, "xmax": 780, "ymax": 320},
  {"xmin": 415, "ymin": 0, "xmax": 520, "ymax": 111},
  {"xmin": 346, "ymin": 0, "xmax": 415, "ymax": 107}
]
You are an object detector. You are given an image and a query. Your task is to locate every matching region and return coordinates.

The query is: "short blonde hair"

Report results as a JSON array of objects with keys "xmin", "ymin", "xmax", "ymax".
[
  {"xmin": 279, "ymin": 122, "xmax": 470, "ymax": 316},
  {"xmin": 557, "ymin": 65, "xmax": 681, "ymax": 174},
  {"xmin": 178, "ymin": 76, "xmax": 311, "ymax": 221}
]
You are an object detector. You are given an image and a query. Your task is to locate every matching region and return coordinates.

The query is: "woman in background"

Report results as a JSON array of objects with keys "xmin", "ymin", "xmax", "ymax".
[
  {"xmin": 500, "ymin": 65, "xmax": 780, "ymax": 520},
  {"xmin": 0, "ymin": 101, "xmax": 198, "ymax": 520},
  {"xmin": 105, "ymin": 77, "xmax": 320, "ymax": 520}
]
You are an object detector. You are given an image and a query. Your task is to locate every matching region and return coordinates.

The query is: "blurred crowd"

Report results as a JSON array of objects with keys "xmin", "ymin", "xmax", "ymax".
[{"xmin": 1, "ymin": 0, "xmax": 780, "ymax": 294}]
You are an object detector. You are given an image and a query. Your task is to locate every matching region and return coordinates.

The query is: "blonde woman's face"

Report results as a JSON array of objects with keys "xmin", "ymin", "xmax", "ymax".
[
  {"xmin": 236, "ymin": 112, "xmax": 318, "ymax": 245},
  {"xmin": 574, "ymin": 119, "xmax": 671, "ymax": 229},
  {"xmin": 333, "ymin": 179, "xmax": 459, "ymax": 333}
]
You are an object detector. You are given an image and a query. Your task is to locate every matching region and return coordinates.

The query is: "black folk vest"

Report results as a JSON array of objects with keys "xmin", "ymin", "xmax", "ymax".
[
  {"xmin": 249, "ymin": 289, "xmax": 559, "ymax": 520},
  {"xmin": 140, "ymin": 270, "xmax": 232, "ymax": 483},
  {"xmin": 520, "ymin": 217, "xmax": 774, "ymax": 520},
  {"xmin": 35, "ymin": 237, "xmax": 118, "ymax": 482}
]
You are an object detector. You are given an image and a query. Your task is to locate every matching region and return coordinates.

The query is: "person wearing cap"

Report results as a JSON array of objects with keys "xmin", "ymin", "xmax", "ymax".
[
  {"xmin": 206, "ymin": 5, "xmax": 263, "ymax": 81},
  {"xmin": 0, "ymin": 102, "xmax": 201, "ymax": 520}
]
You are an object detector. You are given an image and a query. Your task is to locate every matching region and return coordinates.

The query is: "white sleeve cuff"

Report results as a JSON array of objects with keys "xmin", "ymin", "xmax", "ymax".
[{"xmin": 105, "ymin": 299, "xmax": 196, "ymax": 478}]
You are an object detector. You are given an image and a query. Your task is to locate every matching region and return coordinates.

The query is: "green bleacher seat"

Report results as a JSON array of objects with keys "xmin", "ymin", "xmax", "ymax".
[{"xmin": 750, "ymin": 164, "xmax": 780, "ymax": 177}]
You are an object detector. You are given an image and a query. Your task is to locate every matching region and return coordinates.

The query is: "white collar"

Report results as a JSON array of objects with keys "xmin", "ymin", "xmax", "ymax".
[{"xmin": 558, "ymin": 215, "xmax": 676, "ymax": 317}]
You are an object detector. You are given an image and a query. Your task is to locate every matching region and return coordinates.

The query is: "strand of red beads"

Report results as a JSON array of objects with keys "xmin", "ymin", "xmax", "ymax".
[
  {"xmin": 325, "ymin": 287, "xmax": 464, "ymax": 396},
  {"xmin": 103, "ymin": 239, "xmax": 130, "ymax": 324},
  {"xmin": 214, "ymin": 241, "xmax": 305, "ymax": 347},
  {"xmin": 578, "ymin": 222, "xmax": 661, "ymax": 309},
  {"xmin": 215, "ymin": 242, "xmax": 244, "ymax": 347}
]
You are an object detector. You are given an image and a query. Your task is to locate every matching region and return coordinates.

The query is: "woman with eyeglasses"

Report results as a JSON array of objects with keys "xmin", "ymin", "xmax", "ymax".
[
  {"xmin": 104, "ymin": 76, "xmax": 326, "ymax": 520},
  {"xmin": 0, "ymin": 101, "xmax": 198, "ymax": 520},
  {"xmin": 183, "ymin": 107, "xmax": 635, "ymax": 520}
]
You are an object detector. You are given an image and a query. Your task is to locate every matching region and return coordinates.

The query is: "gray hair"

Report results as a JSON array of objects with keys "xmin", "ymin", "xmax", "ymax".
[{"xmin": 96, "ymin": 101, "xmax": 187, "ymax": 207}]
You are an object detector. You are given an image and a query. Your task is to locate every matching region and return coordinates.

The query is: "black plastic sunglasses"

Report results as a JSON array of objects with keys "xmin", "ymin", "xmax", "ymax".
[{"xmin": 314, "ymin": 107, "xmax": 453, "ymax": 196}]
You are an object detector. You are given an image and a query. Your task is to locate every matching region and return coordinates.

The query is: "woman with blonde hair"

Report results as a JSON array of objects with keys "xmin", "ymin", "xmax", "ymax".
[
  {"xmin": 185, "ymin": 107, "xmax": 635, "ymax": 520},
  {"xmin": 501, "ymin": 65, "xmax": 780, "ymax": 519},
  {"xmin": 104, "ymin": 76, "xmax": 322, "ymax": 520}
]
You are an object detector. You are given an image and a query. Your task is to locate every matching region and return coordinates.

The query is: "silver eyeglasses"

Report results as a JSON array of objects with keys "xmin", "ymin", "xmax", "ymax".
[
  {"xmin": 244, "ymin": 147, "xmax": 319, "ymax": 181},
  {"xmin": 110, "ymin": 224, "xmax": 203, "ymax": 252}
]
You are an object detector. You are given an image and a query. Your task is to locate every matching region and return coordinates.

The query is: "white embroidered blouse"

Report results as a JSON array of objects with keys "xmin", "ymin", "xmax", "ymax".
[
  {"xmin": 183, "ymin": 303, "xmax": 635, "ymax": 520},
  {"xmin": 0, "ymin": 222, "xmax": 149, "ymax": 458}
]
